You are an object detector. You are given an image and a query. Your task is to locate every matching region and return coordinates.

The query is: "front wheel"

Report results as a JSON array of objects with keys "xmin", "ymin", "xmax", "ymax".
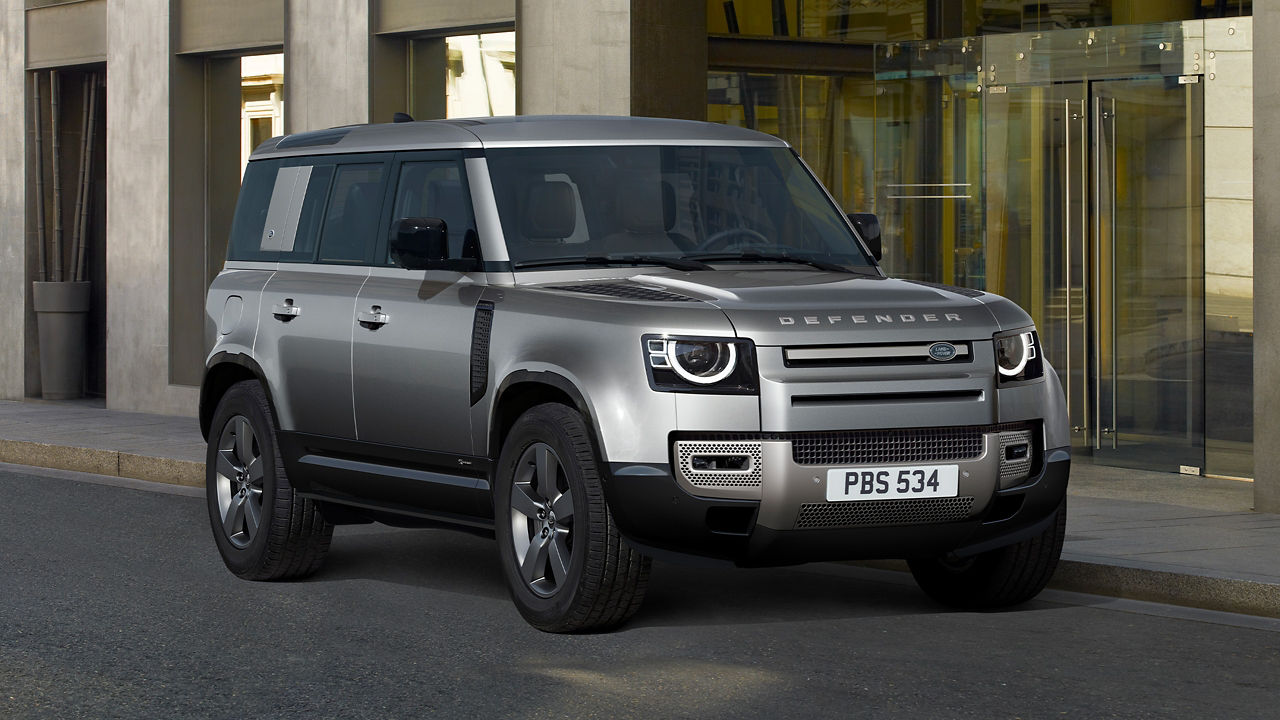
[
  {"xmin": 494, "ymin": 403, "xmax": 651, "ymax": 633},
  {"xmin": 908, "ymin": 498, "xmax": 1066, "ymax": 609}
]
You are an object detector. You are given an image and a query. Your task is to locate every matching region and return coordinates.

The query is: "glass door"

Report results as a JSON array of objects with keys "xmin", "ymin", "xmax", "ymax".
[
  {"xmin": 984, "ymin": 82, "xmax": 1089, "ymax": 454},
  {"xmin": 986, "ymin": 76, "xmax": 1204, "ymax": 471},
  {"xmin": 1091, "ymin": 77, "xmax": 1204, "ymax": 470}
]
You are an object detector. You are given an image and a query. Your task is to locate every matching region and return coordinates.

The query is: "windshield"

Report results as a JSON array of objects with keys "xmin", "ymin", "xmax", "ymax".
[{"xmin": 484, "ymin": 145, "xmax": 875, "ymax": 270}]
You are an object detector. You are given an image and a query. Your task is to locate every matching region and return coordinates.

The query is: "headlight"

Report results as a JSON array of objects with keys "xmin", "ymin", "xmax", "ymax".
[
  {"xmin": 644, "ymin": 335, "xmax": 758, "ymax": 394},
  {"xmin": 993, "ymin": 329, "xmax": 1043, "ymax": 383}
]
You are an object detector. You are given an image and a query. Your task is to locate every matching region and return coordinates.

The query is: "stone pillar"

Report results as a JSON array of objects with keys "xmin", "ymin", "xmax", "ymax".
[
  {"xmin": 517, "ymin": 0, "xmax": 706, "ymax": 119},
  {"xmin": 1254, "ymin": 5, "xmax": 1279, "ymax": 512},
  {"xmin": 284, "ymin": 0, "xmax": 374, "ymax": 132},
  {"xmin": 104, "ymin": 0, "xmax": 198, "ymax": 415},
  {"xmin": 0, "ymin": 0, "xmax": 24, "ymax": 400}
]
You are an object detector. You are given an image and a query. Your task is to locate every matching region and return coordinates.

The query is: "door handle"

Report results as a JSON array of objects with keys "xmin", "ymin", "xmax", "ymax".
[
  {"xmin": 357, "ymin": 306, "xmax": 389, "ymax": 328},
  {"xmin": 271, "ymin": 299, "xmax": 300, "ymax": 321}
]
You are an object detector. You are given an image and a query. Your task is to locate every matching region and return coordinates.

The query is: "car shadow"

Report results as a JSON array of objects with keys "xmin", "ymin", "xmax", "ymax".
[{"xmin": 305, "ymin": 524, "xmax": 1077, "ymax": 628}]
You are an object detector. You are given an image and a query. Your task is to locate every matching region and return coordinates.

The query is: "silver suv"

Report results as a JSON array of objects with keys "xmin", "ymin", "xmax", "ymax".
[{"xmin": 201, "ymin": 116, "xmax": 1070, "ymax": 632}]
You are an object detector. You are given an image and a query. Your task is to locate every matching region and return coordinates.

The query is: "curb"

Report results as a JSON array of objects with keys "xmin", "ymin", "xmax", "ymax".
[
  {"xmin": 1050, "ymin": 559, "xmax": 1280, "ymax": 619},
  {"xmin": 0, "ymin": 438, "xmax": 203, "ymax": 488}
]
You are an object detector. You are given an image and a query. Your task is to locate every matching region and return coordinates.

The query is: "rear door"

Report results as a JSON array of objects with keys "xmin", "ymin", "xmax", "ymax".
[{"xmin": 255, "ymin": 155, "xmax": 389, "ymax": 437}]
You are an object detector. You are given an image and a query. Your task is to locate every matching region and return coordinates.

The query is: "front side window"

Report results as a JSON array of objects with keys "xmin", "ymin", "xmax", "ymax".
[
  {"xmin": 484, "ymin": 145, "xmax": 874, "ymax": 270},
  {"xmin": 386, "ymin": 160, "xmax": 479, "ymax": 264}
]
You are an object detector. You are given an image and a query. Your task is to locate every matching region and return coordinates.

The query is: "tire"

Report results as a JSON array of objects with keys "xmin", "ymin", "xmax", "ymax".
[
  {"xmin": 908, "ymin": 498, "xmax": 1066, "ymax": 610},
  {"xmin": 206, "ymin": 380, "xmax": 333, "ymax": 580},
  {"xmin": 494, "ymin": 403, "xmax": 651, "ymax": 633}
]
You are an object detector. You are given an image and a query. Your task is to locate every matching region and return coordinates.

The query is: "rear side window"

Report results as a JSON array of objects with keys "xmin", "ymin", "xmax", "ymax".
[
  {"xmin": 226, "ymin": 160, "xmax": 281, "ymax": 262},
  {"xmin": 318, "ymin": 163, "xmax": 387, "ymax": 264},
  {"xmin": 226, "ymin": 159, "xmax": 335, "ymax": 263}
]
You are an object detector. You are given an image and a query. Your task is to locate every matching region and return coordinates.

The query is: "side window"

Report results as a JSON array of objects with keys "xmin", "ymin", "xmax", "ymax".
[
  {"xmin": 387, "ymin": 160, "xmax": 479, "ymax": 264},
  {"xmin": 278, "ymin": 164, "xmax": 334, "ymax": 262},
  {"xmin": 227, "ymin": 159, "xmax": 335, "ymax": 263},
  {"xmin": 226, "ymin": 159, "xmax": 281, "ymax": 262},
  {"xmin": 318, "ymin": 163, "xmax": 386, "ymax": 264}
]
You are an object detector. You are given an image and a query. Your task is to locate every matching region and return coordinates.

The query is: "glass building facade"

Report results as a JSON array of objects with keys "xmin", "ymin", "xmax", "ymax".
[{"xmin": 708, "ymin": 1, "xmax": 1254, "ymax": 478}]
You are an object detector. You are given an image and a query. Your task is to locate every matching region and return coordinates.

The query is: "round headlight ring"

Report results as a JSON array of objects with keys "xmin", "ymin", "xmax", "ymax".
[
  {"xmin": 666, "ymin": 340, "xmax": 738, "ymax": 385},
  {"xmin": 996, "ymin": 332, "xmax": 1035, "ymax": 377}
]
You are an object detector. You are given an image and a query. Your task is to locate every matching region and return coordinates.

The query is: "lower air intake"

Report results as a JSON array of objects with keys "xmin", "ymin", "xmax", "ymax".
[{"xmin": 794, "ymin": 497, "xmax": 976, "ymax": 529}]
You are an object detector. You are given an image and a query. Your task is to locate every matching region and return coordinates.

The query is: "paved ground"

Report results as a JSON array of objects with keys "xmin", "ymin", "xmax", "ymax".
[
  {"xmin": 3, "ymin": 464, "xmax": 1279, "ymax": 719},
  {"xmin": 1, "ymin": 398, "xmax": 1278, "ymax": 617}
]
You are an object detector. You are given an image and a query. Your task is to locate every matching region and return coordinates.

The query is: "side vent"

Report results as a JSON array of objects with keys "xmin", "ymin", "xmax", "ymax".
[
  {"xmin": 547, "ymin": 283, "xmax": 697, "ymax": 302},
  {"xmin": 470, "ymin": 301, "xmax": 495, "ymax": 405}
]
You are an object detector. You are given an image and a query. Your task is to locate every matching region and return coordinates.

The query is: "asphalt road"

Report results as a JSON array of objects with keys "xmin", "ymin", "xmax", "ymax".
[{"xmin": 2, "ymin": 463, "xmax": 1278, "ymax": 719}]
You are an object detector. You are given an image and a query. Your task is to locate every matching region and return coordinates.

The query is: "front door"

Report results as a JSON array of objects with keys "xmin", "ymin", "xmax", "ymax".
[
  {"xmin": 351, "ymin": 152, "xmax": 483, "ymax": 457},
  {"xmin": 987, "ymin": 76, "xmax": 1205, "ymax": 472}
]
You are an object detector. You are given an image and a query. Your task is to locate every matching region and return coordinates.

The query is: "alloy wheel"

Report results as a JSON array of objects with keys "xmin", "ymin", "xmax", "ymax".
[
  {"xmin": 214, "ymin": 415, "xmax": 265, "ymax": 549},
  {"xmin": 509, "ymin": 442, "xmax": 576, "ymax": 598}
]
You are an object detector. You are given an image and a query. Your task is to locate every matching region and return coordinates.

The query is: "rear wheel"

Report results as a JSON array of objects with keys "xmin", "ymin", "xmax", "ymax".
[
  {"xmin": 206, "ymin": 380, "xmax": 332, "ymax": 580},
  {"xmin": 494, "ymin": 403, "xmax": 650, "ymax": 632},
  {"xmin": 908, "ymin": 498, "xmax": 1066, "ymax": 609}
]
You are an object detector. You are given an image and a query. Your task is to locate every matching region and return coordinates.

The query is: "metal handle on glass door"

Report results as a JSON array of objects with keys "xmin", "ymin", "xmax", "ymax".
[
  {"xmin": 271, "ymin": 300, "xmax": 300, "ymax": 321},
  {"xmin": 1093, "ymin": 100, "xmax": 1103, "ymax": 451},
  {"xmin": 357, "ymin": 306, "xmax": 389, "ymax": 327},
  {"xmin": 1063, "ymin": 98, "xmax": 1072, "ymax": 420}
]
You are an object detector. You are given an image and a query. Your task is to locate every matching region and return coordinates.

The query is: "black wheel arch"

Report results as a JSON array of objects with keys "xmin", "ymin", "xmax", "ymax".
[
  {"xmin": 489, "ymin": 370, "xmax": 608, "ymax": 466},
  {"xmin": 200, "ymin": 352, "xmax": 278, "ymax": 441}
]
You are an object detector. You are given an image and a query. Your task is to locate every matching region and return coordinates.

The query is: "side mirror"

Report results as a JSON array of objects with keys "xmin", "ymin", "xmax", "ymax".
[
  {"xmin": 389, "ymin": 217, "xmax": 448, "ymax": 270},
  {"xmin": 848, "ymin": 212, "xmax": 882, "ymax": 262}
]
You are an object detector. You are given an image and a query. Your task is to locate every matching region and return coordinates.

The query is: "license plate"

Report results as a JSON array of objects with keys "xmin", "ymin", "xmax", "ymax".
[{"xmin": 825, "ymin": 465, "xmax": 959, "ymax": 502}]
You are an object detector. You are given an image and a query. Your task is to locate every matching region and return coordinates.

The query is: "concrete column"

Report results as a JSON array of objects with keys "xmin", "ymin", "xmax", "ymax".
[
  {"xmin": 518, "ymin": 0, "xmax": 705, "ymax": 118},
  {"xmin": 0, "ymin": 0, "xmax": 24, "ymax": 400},
  {"xmin": 104, "ymin": 0, "xmax": 197, "ymax": 415},
  {"xmin": 284, "ymin": 0, "xmax": 374, "ymax": 132},
  {"xmin": 1254, "ymin": 5, "xmax": 1279, "ymax": 512}
]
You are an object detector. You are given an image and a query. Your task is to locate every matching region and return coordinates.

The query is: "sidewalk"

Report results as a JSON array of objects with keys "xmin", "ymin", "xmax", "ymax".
[{"xmin": 1, "ymin": 398, "xmax": 1276, "ymax": 618}]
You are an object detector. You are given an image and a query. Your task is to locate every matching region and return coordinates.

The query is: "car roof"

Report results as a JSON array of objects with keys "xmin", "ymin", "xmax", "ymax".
[{"xmin": 249, "ymin": 115, "xmax": 788, "ymax": 159}]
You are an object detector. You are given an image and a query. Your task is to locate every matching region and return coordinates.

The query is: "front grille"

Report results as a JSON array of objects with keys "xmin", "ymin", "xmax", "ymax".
[
  {"xmin": 795, "ymin": 497, "xmax": 975, "ymax": 529},
  {"xmin": 547, "ymin": 283, "xmax": 696, "ymax": 302},
  {"xmin": 791, "ymin": 427, "xmax": 984, "ymax": 466},
  {"xmin": 998, "ymin": 429, "xmax": 1034, "ymax": 486}
]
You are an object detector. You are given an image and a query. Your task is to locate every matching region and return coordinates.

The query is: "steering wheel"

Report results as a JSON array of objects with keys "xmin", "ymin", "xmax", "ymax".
[{"xmin": 695, "ymin": 227, "xmax": 771, "ymax": 252}]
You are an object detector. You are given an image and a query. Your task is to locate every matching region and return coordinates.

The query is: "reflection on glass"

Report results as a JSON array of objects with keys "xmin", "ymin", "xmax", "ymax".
[
  {"xmin": 708, "ymin": 71, "xmax": 877, "ymax": 223},
  {"xmin": 445, "ymin": 31, "xmax": 515, "ymax": 118},
  {"xmin": 240, "ymin": 53, "xmax": 284, "ymax": 174},
  {"xmin": 707, "ymin": 0, "xmax": 925, "ymax": 42}
]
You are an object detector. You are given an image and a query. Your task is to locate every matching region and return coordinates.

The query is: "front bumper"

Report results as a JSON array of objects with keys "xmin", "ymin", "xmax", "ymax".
[{"xmin": 604, "ymin": 444, "xmax": 1070, "ymax": 567}]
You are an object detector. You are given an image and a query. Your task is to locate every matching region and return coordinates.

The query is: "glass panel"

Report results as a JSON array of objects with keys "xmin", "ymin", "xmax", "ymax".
[
  {"xmin": 707, "ymin": 0, "xmax": 926, "ymax": 42},
  {"xmin": 445, "ymin": 31, "xmax": 515, "ymax": 118},
  {"xmin": 1092, "ymin": 77, "xmax": 1204, "ymax": 471},
  {"xmin": 984, "ymin": 82, "xmax": 1089, "ymax": 452},
  {"xmin": 707, "ymin": 71, "xmax": 878, "ymax": 219},
  {"xmin": 873, "ymin": 39, "xmax": 984, "ymax": 286}
]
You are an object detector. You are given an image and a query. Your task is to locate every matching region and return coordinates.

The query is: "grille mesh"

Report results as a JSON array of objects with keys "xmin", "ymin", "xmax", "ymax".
[
  {"xmin": 795, "ymin": 497, "xmax": 975, "ymax": 529},
  {"xmin": 998, "ymin": 429, "xmax": 1034, "ymax": 486},
  {"xmin": 469, "ymin": 302, "xmax": 494, "ymax": 404},
  {"xmin": 548, "ymin": 283, "xmax": 696, "ymax": 302},
  {"xmin": 791, "ymin": 427, "xmax": 984, "ymax": 466},
  {"xmin": 675, "ymin": 441, "xmax": 763, "ymax": 488}
]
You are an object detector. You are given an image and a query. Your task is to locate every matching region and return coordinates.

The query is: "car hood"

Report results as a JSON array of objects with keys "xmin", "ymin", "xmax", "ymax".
[{"xmin": 627, "ymin": 269, "xmax": 1033, "ymax": 346}]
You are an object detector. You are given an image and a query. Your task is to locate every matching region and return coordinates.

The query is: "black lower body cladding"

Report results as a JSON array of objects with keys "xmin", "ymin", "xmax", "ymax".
[{"xmin": 605, "ymin": 450, "xmax": 1070, "ymax": 567}]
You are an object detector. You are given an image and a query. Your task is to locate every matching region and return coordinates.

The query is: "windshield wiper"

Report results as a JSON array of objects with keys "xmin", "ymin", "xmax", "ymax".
[
  {"xmin": 683, "ymin": 252, "xmax": 866, "ymax": 274},
  {"xmin": 513, "ymin": 255, "xmax": 712, "ymax": 272}
]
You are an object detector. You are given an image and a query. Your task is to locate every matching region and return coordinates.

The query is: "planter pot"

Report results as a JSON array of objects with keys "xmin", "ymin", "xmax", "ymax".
[{"xmin": 32, "ymin": 281, "xmax": 91, "ymax": 400}]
